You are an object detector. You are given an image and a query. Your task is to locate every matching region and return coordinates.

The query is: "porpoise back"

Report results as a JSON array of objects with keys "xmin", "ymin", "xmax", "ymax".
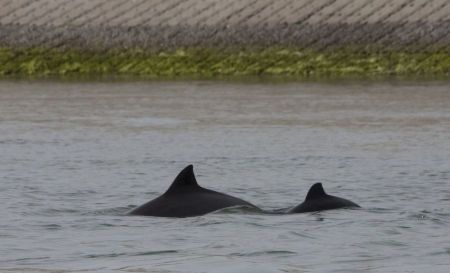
[
  {"xmin": 129, "ymin": 165, "xmax": 257, "ymax": 217},
  {"xmin": 289, "ymin": 183, "xmax": 360, "ymax": 213}
]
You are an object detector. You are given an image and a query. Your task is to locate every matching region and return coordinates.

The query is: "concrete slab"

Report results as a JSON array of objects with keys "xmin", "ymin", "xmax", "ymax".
[
  {"xmin": 344, "ymin": 0, "xmax": 388, "ymax": 24},
  {"xmin": 51, "ymin": 0, "xmax": 104, "ymax": 26},
  {"xmin": 326, "ymin": 0, "xmax": 371, "ymax": 24},
  {"xmin": 156, "ymin": 0, "xmax": 201, "ymax": 26},
  {"xmin": 282, "ymin": 0, "xmax": 333, "ymax": 24},
  {"xmin": 202, "ymin": 0, "xmax": 246, "ymax": 26},
  {"xmin": 0, "ymin": 0, "xmax": 33, "ymax": 19},
  {"xmin": 428, "ymin": 1, "xmax": 450, "ymax": 22},
  {"xmin": 407, "ymin": 0, "xmax": 448, "ymax": 22},
  {"xmin": 111, "ymin": 0, "xmax": 163, "ymax": 27},
  {"xmin": 384, "ymin": 0, "xmax": 429, "ymax": 23},
  {"xmin": 365, "ymin": 0, "xmax": 410, "ymax": 24},
  {"xmin": 1, "ymin": 0, "xmax": 41, "ymax": 24},
  {"xmin": 126, "ymin": 0, "xmax": 183, "ymax": 26},
  {"xmin": 175, "ymin": 1, "xmax": 220, "ymax": 26},
  {"xmin": 306, "ymin": 0, "xmax": 354, "ymax": 24}
]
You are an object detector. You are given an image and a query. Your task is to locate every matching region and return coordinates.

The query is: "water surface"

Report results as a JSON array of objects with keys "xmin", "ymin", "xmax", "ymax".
[{"xmin": 0, "ymin": 80, "xmax": 449, "ymax": 273}]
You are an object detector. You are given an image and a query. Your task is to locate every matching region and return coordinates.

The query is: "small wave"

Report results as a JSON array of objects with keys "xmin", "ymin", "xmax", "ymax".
[
  {"xmin": 87, "ymin": 205, "xmax": 136, "ymax": 216},
  {"xmin": 0, "ymin": 139, "xmax": 27, "ymax": 145},
  {"xmin": 84, "ymin": 250, "xmax": 177, "ymax": 259},
  {"xmin": 41, "ymin": 224, "xmax": 62, "ymax": 230},
  {"xmin": 366, "ymin": 207, "xmax": 397, "ymax": 214},
  {"xmin": 211, "ymin": 205, "xmax": 264, "ymax": 215},
  {"xmin": 192, "ymin": 219, "xmax": 229, "ymax": 226},
  {"xmin": 0, "ymin": 268, "xmax": 69, "ymax": 273},
  {"xmin": 0, "ymin": 257, "xmax": 50, "ymax": 263},
  {"xmin": 406, "ymin": 211, "xmax": 448, "ymax": 225},
  {"xmin": 263, "ymin": 208, "xmax": 290, "ymax": 215},
  {"xmin": 229, "ymin": 250, "xmax": 297, "ymax": 257},
  {"xmin": 118, "ymin": 267, "xmax": 173, "ymax": 273},
  {"xmin": 334, "ymin": 256, "xmax": 388, "ymax": 264},
  {"xmin": 42, "ymin": 208, "xmax": 81, "ymax": 215},
  {"xmin": 287, "ymin": 231, "xmax": 316, "ymax": 239},
  {"xmin": 429, "ymin": 248, "xmax": 450, "ymax": 256}
]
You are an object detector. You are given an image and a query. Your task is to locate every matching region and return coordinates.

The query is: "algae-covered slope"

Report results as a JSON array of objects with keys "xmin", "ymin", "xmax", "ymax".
[{"xmin": 0, "ymin": 47, "xmax": 449, "ymax": 78}]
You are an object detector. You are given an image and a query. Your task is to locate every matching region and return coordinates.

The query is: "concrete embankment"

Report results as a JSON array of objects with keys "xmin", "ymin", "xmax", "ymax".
[{"xmin": 0, "ymin": 0, "xmax": 449, "ymax": 77}]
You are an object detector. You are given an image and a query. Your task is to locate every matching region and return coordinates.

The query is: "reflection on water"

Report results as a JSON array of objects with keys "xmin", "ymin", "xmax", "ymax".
[{"xmin": 0, "ymin": 80, "xmax": 450, "ymax": 273}]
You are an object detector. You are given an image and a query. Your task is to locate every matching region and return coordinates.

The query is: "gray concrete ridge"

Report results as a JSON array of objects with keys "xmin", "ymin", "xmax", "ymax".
[{"xmin": 0, "ymin": 0, "xmax": 449, "ymax": 50}]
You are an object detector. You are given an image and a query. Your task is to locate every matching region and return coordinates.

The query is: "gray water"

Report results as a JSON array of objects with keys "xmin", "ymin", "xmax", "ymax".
[{"xmin": 0, "ymin": 79, "xmax": 449, "ymax": 273}]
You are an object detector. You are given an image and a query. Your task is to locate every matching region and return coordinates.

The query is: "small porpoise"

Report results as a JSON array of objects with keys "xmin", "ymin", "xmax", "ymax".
[
  {"xmin": 129, "ymin": 165, "xmax": 258, "ymax": 217},
  {"xmin": 289, "ymin": 183, "xmax": 360, "ymax": 213}
]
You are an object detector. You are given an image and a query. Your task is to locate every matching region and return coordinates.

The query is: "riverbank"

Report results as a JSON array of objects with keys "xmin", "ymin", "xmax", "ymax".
[
  {"xmin": 1, "ymin": 0, "xmax": 449, "ymax": 78},
  {"xmin": 1, "ymin": 47, "xmax": 449, "ymax": 78}
]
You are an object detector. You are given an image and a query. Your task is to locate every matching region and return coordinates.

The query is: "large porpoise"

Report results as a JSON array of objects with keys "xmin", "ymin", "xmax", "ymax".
[{"xmin": 129, "ymin": 165, "xmax": 258, "ymax": 217}]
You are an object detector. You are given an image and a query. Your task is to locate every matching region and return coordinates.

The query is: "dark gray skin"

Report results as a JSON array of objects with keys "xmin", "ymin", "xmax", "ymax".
[
  {"xmin": 288, "ymin": 183, "xmax": 360, "ymax": 213},
  {"xmin": 129, "ymin": 165, "xmax": 258, "ymax": 217}
]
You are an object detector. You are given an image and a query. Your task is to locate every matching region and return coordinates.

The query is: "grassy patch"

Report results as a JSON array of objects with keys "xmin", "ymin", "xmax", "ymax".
[{"xmin": 0, "ymin": 47, "xmax": 449, "ymax": 78}]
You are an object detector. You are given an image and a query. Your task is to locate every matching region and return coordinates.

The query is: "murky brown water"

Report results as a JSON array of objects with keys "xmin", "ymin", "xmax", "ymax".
[{"xmin": 1, "ymin": 79, "xmax": 449, "ymax": 273}]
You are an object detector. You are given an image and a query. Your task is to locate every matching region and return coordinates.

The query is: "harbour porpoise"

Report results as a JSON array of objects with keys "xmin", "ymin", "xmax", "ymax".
[
  {"xmin": 288, "ymin": 183, "xmax": 360, "ymax": 213},
  {"xmin": 129, "ymin": 165, "xmax": 258, "ymax": 217}
]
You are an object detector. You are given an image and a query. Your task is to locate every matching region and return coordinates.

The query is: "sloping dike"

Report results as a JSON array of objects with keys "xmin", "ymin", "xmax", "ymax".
[{"xmin": 1, "ymin": 0, "xmax": 449, "ymax": 77}]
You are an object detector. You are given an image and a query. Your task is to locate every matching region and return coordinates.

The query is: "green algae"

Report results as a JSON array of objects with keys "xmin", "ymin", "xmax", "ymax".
[{"xmin": 0, "ymin": 47, "xmax": 449, "ymax": 78}]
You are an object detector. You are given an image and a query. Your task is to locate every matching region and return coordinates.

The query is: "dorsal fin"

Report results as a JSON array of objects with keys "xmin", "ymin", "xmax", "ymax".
[
  {"xmin": 305, "ymin": 183, "xmax": 327, "ymax": 200},
  {"xmin": 164, "ymin": 165, "xmax": 200, "ymax": 194}
]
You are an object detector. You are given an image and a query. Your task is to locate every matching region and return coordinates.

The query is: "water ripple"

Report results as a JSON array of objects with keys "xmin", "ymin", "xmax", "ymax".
[
  {"xmin": 229, "ymin": 250, "xmax": 297, "ymax": 257},
  {"xmin": 84, "ymin": 250, "xmax": 178, "ymax": 259}
]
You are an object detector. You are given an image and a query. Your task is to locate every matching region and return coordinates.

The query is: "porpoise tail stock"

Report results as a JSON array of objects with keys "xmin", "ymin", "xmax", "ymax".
[
  {"xmin": 129, "ymin": 165, "xmax": 258, "ymax": 217},
  {"xmin": 289, "ymin": 183, "xmax": 360, "ymax": 213}
]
